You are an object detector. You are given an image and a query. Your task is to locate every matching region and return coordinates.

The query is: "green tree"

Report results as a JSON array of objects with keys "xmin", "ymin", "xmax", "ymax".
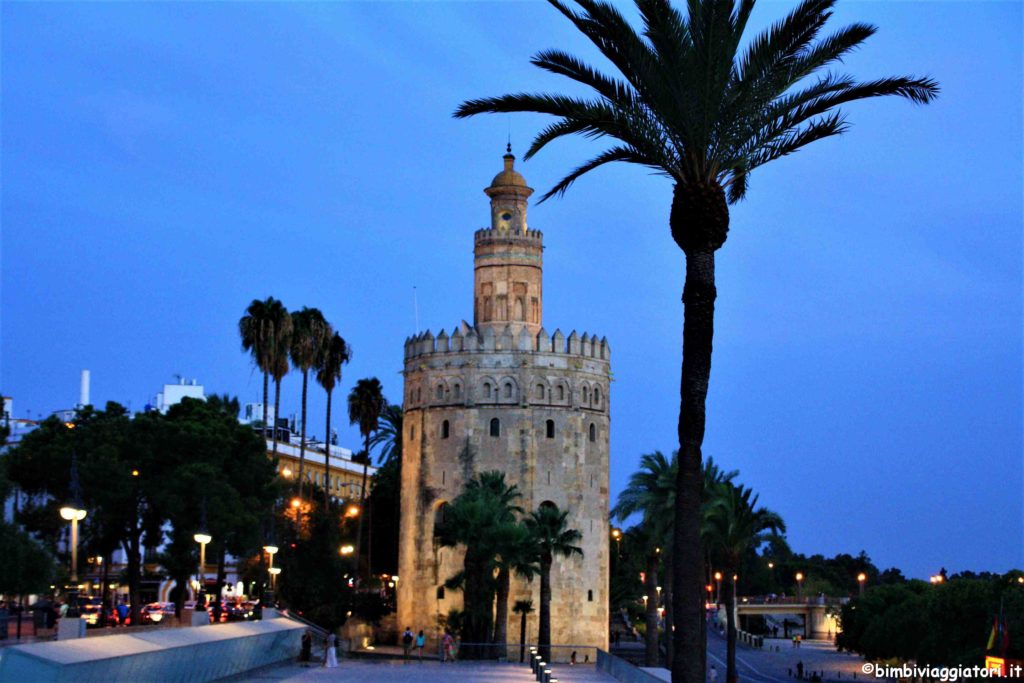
[
  {"xmin": 435, "ymin": 471, "xmax": 524, "ymax": 656},
  {"xmin": 239, "ymin": 297, "xmax": 282, "ymax": 430},
  {"xmin": 0, "ymin": 520, "xmax": 56, "ymax": 596},
  {"xmin": 368, "ymin": 404, "xmax": 403, "ymax": 467},
  {"xmin": 263, "ymin": 299, "xmax": 293, "ymax": 461},
  {"xmin": 347, "ymin": 377, "xmax": 385, "ymax": 579},
  {"xmin": 289, "ymin": 307, "xmax": 331, "ymax": 499},
  {"xmin": 524, "ymin": 502, "xmax": 583, "ymax": 662},
  {"xmin": 513, "ymin": 599, "xmax": 535, "ymax": 662},
  {"xmin": 455, "ymin": 3, "xmax": 937, "ymax": 679},
  {"xmin": 703, "ymin": 482, "xmax": 785, "ymax": 683},
  {"xmin": 613, "ymin": 451, "xmax": 676, "ymax": 666},
  {"xmin": 316, "ymin": 331, "xmax": 352, "ymax": 508}
]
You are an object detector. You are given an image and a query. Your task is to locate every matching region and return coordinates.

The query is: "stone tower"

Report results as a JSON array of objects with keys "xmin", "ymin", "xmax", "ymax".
[{"xmin": 397, "ymin": 150, "xmax": 611, "ymax": 657}]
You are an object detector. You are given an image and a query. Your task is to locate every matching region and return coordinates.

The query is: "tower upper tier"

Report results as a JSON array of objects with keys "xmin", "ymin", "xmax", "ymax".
[{"xmin": 474, "ymin": 149, "xmax": 543, "ymax": 335}]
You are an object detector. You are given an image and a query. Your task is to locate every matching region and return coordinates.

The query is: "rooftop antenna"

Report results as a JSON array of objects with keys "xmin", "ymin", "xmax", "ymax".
[{"xmin": 413, "ymin": 286, "xmax": 420, "ymax": 333}]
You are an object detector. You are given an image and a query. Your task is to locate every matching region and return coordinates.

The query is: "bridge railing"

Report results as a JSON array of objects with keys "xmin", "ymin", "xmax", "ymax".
[{"xmin": 739, "ymin": 596, "xmax": 847, "ymax": 606}]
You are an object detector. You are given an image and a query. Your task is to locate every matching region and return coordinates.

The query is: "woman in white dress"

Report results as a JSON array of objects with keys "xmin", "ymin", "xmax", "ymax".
[{"xmin": 323, "ymin": 633, "xmax": 339, "ymax": 668}]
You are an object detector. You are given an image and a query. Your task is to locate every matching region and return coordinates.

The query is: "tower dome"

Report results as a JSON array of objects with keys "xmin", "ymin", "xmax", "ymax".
[{"xmin": 486, "ymin": 145, "xmax": 534, "ymax": 197}]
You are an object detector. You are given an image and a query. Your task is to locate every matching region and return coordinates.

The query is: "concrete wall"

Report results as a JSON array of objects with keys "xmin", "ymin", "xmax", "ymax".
[{"xmin": 0, "ymin": 617, "xmax": 303, "ymax": 682}]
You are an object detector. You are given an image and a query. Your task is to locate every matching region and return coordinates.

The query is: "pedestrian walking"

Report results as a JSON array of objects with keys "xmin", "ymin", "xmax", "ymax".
[
  {"xmin": 797, "ymin": 660, "xmax": 805, "ymax": 679},
  {"xmin": 441, "ymin": 629, "xmax": 455, "ymax": 663},
  {"xmin": 300, "ymin": 630, "xmax": 313, "ymax": 666},
  {"xmin": 402, "ymin": 626, "xmax": 414, "ymax": 661},
  {"xmin": 323, "ymin": 633, "xmax": 338, "ymax": 668},
  {"xmin": 415, "ymin": 630, "xmax": 426, "ymax": 661}
]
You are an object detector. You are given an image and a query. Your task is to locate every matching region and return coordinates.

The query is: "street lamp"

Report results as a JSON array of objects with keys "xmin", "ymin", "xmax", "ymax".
[
  {"xmin": 60, "ymin": 504, "xmax": 87, "ymax": 617},
  {"xmin": 340, "ymin": 544, "xmax": 354, "ymax": 556},
  {"xmin": 714, "ymin": 571, "xmax": 723, "ymax": 604},
  {"xmin": 857, "ymin": 573, "xmax": 867, "ymax": 596},
  {"xmin": 268, "ymin": 567, "xmax": 281, "ymax": 591},
  {"xmin": 345, "ymin": 503, "xmax": 360, "ymax": 518},
  {"xmin": 611, "ymin": 527, "xmax": 622, "ymax": 557},
  {"xmin": 194, "ymin": 531, "xmax": 212, "ymax": 608},
  {"xmin": 795, "ymin": 572, "xmax": 804, "ymax": 599}
]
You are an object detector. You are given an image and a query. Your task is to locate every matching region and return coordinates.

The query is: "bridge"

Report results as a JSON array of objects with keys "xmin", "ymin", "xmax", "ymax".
[{"xmin": 729, "ymin": 597, "xmax": 844, "ymax": 640}]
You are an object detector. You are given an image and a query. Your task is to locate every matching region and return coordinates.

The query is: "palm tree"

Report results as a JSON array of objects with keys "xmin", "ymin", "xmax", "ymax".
[
  {"xmin": 613, "ymin": 451, "xmax": 676, "ymax": 666},
  {"xmin": 491, "ymin": 515, "xmax": 538, "ymax": 650},
  {"xmin": 368, "ymin": 404, "xmax": 403, "ymax": 467},
  {"xmin": 239, "ymin": 297, "xmax": 279, "ymax": 430},
  {"xmin": 703, "ymin": 482, "xmax": 785, "ymax": 683},
  {"xmin": 347, "ymin": 377, "xmax": 385, "ymax": 579},
  {"xmin": 315, "ymin": 332, "xmax": 352, "ymax": 509},
  {"xmin": 524, "ymin": 503, "xmax": 583, "ymax": 662},
  {"xmin": 289, "ymin": 307, "xmax": 330, "ymax": 499},
  {"xmin": 265, "ymin": 300, "xmax": 292, "ymax": 461},
  {"xmin": 455, "ymin": 3, "xmax": 937, "ymax": 680},
  {"xmin": 513, "ymin": 599, "xmax": 535, "ymax": 662}
]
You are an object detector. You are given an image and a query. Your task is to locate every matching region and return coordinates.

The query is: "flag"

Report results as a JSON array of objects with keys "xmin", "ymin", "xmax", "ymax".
[{"xmin": 986, "ymin": 618, "xmax": 998, "ymax": 652}]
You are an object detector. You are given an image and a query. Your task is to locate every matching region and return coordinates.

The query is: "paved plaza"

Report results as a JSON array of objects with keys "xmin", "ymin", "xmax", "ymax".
[{"xmin": 240, "ymin": 660, "xmax": 615, "ymax": 682}]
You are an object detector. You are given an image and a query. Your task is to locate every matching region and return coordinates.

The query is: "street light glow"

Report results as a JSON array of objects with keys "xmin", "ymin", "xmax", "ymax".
[
  {"xmin": 340, "ymin": 545, "xmax": 354, "ymax": 555},
  {"xmin": 346, "ymin": 504, "xmax": 360, "ymax": 517},
  {"xmin": 263, "ymin": 545, "xmax": 279, "ymax": 556},
  {"xmin": 194, "ymin": 532, "xmax": 212, "ymax": 545},
  {"xmin": 60, "ymin": 506, "xmax": 87, "ymax": 521},
  {"xmin": 857, "ymin": 573, "xmax": 867, "ymax": 583}
]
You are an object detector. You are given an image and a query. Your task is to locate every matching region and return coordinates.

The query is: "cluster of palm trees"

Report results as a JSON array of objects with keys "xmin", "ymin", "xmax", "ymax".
[
  {"xmin": 238, "ymin": 297, "xmax": 353, "ymax": 507},
  {"xmin": 435, "ymin": 471, "xmax": 582, "ymax": 662},
  {"xmin": 614, "ymin": 451, "xmax": 784, "ymax": 683}
]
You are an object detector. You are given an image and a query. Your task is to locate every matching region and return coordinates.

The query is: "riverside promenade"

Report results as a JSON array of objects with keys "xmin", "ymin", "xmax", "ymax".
[{"xmin": 239, "ymin": 659, "xmax": 616, "ymax": 682}]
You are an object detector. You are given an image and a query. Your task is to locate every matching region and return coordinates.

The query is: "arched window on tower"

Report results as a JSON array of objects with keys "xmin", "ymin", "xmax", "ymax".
[
  {"xmin": 433, "ymin": 502, "xmax": 449, "ymax": 538},
  {"xmin": 546, "ymin": 420, "xmax": 555, "ymax": 439},
  {"xmin": 557, "ymin": 385, "xmax": 565, "ymax": 401},
  {"xmin": 589, "ymin": 423, "xmax": 597, "ymax": 442},
  {"xmin": 453, "ymin": 383, "xmax": 461, "ymax": 400},
  {"xmin": 436, "ymin": 384, "xmax": 445, "ymax": 401},
  {"xmin": 536, "ymin": 383, "xmax": 546, "ymax": 400},
  {"xmin": 483, "ymin": 382, "xmax": 492, "ymax": 399},
  {"xmin": 441, "ymin": 420, "xmax": 450, "ymax": 439},
  {"xmin": 583, "ymin": 386, "xmax": 590, "ymax": 403},
  {"xmin": 490, "ymin": 418, "xmax": 500, "ymax": 437},
  {"xmin": 594, "ymin": 386, "xmax": 602, "ymax": 407},
  {"xmin": 504, "ymin": 382, "xmax": 513, "ymax": 399}
]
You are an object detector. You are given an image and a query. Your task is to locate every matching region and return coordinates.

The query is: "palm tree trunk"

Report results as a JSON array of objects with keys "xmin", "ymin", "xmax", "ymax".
[
  {"xmin": 645, "ymin": 553, "xmax": 660, "ymax": 666},
  {"xmin": 726, "ymin": 574, "xmax": 738, "ymax": 683},
  {"xmin": 324, "ymin": 389, "xmax": 333, "ymax": 509},
  {"xmin": 272, "ymin": 377, "xmax": 282, "ymax": 458},
  {"xmin": 262, "ymin": 371, "xmax": 269, "ymax": 430},
  {"xmin": 354, "ymin": 433, "xmax": 370, "ymax": 583},
  {"xmin": 672, "ymin": 249, "xmax": 718, "ymax": 683},
  {"xmin": 297, "ymin": 369, "xmax": 309, "ymax": 499},
  {"xmin": 519, "ymin": 610, "xmax": 528, "ymax": 662},
  {"xmin": 539, "ymin": 558, "xmax": 552, "ymax": 663},
  {"xmin": 493, "ymin": 567, "xmax": 510, "ymax": 648}
]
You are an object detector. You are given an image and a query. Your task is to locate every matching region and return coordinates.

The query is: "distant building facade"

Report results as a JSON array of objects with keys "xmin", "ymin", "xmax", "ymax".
[{"xmin": 397, "ymin": 150, "xmax": 611, "ymax": 652}]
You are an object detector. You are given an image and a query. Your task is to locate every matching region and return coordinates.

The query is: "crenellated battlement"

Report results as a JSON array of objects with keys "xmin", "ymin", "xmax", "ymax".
[
  {"xmin": 404, "ymin": 323, "xmax": 610, "ymax": 362},
  {"xmin": 474, "ymin": 227, "xmax": 544, "ymax": 244}
]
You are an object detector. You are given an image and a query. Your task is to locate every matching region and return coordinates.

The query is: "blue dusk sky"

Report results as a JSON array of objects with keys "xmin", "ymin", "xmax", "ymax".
[{"xmin": 2, "ymin": 1, "xmax": 1020, "ymax": 579}]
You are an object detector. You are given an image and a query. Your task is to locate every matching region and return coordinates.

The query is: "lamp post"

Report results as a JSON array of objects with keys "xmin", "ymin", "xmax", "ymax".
[
  {"xmin": 857, "ymin": 573, "xmax": 867, "ymax": 596},
  {"xmin": 795, "ymin": 572, "xmax": 804, "ymax": 600},
  {"xmin": 714, "ymin": 571, "xmax": 723, "ymax": 605},
  {"xmin": 59, "ymin": 504, "xmax": 87, "ymax": 616},
  {"xmin": 194, "ymin": 531, "xmax": 212, "ymax": 609},
  {"xmin": 268, "ymin": 567, "xmax": 281, "ymax": 592},
  {"xmin": 263, "ymin": 544, "xmax": 279, "ymax": 605}
]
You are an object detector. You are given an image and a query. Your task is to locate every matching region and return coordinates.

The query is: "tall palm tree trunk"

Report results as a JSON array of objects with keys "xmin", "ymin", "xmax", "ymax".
[
  {"xmin": 493, "ymin": 567, "xmax": 510, "ymax": 648},
  {"xmin": 354, "ymin": 434, "xmax": 370, "ymax": 582},
  {"xmin": 297, "ymin": 370, "xmax": 309, "ymax": 498},
  {"xmin": 539, "ymin": 558, "xmax": 552, "ymax": 663},
  {"xmin": 519, "ymin": 610, "xmax": 528, "ymax": 662},
  {"xmin": 725, "ymin": 573, "xmax": 738, "ymax": 683},
  {"xmin": 324, "ymin": 389, "xmax": 333, "ymax": 509},
  {"xmin": 644, "ymin": 554, "xmax": 660, "ymax": 666},
  {"xmin": 262, "ymin": 371, "xmax": 269, "ymax": 431},
  {"xmin": 272, "ymin": 378, "xmax": 282, "ymax": 459},
  {"xmin": 672, "ymin": 241, "xmax": 720, "ymax": 683}
]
